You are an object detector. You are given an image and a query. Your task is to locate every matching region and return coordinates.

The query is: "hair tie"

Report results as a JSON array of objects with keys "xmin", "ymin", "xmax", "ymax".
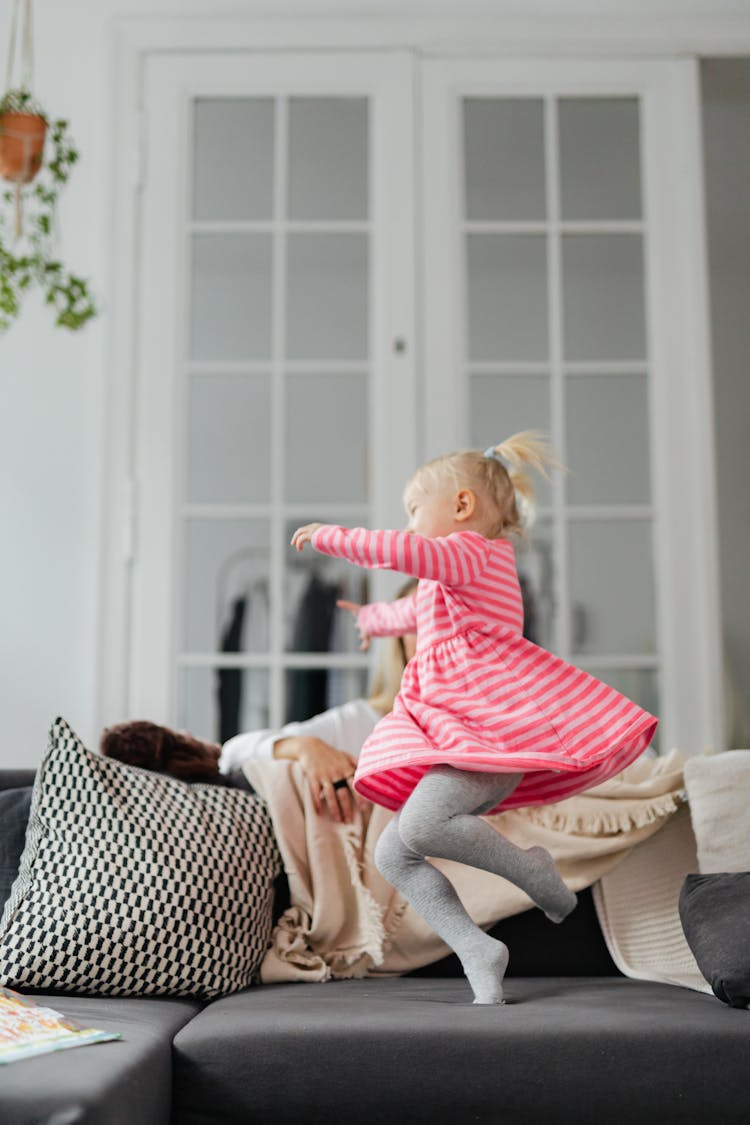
[{"xmin": 483, "ymin": 445, "xmax": 511, "ymax": 471}]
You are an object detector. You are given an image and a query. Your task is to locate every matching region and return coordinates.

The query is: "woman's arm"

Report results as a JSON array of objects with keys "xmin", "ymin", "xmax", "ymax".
[
  {"xmin": 301, "ymin": 525, "xmax": 490, "ymax": 586},
  {"xmin": 271, "ymin": 736, "xmax": 362, "ymax": 821},
  {"xmin": 219, "ymin": 700, "xmax": 378, "ymax": 822},
  {"xmin": 220, "ymin": 705, "xmax": 362, "ymax": 770}
]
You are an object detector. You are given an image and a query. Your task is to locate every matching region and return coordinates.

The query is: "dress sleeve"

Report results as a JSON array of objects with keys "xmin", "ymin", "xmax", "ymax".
[
  {"xmin": 310, "ymin": 525, "xmax": 489, "ymax": 586},
  {"xmin": 358, "ymin": 592, "xmax": 418, "ymax": 637}
]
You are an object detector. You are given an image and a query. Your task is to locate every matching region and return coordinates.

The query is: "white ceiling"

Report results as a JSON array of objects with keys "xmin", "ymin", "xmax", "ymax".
[
  {"xmin": 240, "ymin": 0, "xmax": 750, "ymax": 15},
  {"xmin": 94, "ymin": 0, "xmax": 750, "ymax": 17}
]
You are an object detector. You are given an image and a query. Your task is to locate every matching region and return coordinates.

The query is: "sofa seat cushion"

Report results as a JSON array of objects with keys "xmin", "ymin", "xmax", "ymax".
[
  {"xmin": 172, "ymin": 977, "xmax": 750, "ymax": 1125},
  {"xmin": 0, "ymin": 994, "xmax": 201, "ymax": 1125}
]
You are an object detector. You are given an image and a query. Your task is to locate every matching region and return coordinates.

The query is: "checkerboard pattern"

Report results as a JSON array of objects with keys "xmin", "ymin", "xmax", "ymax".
[{"xmin": 0, "ymin": 717, "xmax": 281, "ymax": 998}]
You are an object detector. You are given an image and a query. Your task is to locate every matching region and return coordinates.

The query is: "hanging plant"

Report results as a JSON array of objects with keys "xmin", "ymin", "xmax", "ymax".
[
  {"xmin": 0, "ymin": 88, "xmax": 97, "ymax": 332},
  {"xmin": 0, "ymin": 86, "xmax": 47, "ymax": 182},
  {"xmin": 0, "ymin": 1, "xmax": 97, "ymax": 333}
]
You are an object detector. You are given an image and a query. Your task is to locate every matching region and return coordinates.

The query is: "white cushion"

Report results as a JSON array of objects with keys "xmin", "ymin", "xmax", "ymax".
[{"xmin": 684, "ymin": 750, "xmax": 750, "ymax": 874}]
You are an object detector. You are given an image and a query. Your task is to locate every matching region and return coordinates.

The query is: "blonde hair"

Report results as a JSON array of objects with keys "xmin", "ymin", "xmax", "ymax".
[
  {"xmin": 405, "ymin": 430, "xmax": 561, "ymax": 539},
  {"xmin": 366, "ymin": 578, "xmax": 418, "ymax": 714}
]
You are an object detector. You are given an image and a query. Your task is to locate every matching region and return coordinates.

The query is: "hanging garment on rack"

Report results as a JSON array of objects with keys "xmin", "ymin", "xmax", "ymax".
[
  {"xmin": 286, "ymin": 573, "xmax": 339, "ymax": 724},
  {"xmin": 326, "ymin": 573, "xmax": 369, "ymax": 709},
  {"xmin": 217, "ymin": 595, "xmax": 247, "ymax": 743},
  {"xmin": 241, "ymin": 580, "xmax": 271, "ymax": 732},
  {"xmin": 216, "ymin": 581, "xmax": 271, "ymax": 741}
]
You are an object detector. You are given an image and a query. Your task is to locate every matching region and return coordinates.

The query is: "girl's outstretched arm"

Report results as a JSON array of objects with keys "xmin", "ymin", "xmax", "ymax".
[
  {"xmin": 303, "ymin": 524, "xmax": 490, "ymax": 586},
  {"xmin": 338, "ymin": 592, "xmax": 418, "ymax": 640}
]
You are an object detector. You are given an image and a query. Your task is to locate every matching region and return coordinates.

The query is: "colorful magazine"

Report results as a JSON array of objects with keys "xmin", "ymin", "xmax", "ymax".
[{"xmin": 0, "ymin": 987, "xmax": 121, "ymax": 1064}]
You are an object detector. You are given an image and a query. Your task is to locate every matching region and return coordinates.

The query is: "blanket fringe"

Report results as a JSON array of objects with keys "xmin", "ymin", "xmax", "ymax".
[
  {"xmin": 518, "ymin": 790, "xmax": 686, "ymax": 837},
  {"xmin": 329, "ymin": 825, "xmax": 389, "ymax": 977}
]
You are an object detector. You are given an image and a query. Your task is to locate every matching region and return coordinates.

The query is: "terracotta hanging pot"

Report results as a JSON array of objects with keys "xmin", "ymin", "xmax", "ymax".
[{"xmin": 0, "ymin": 111, "xmax": 48, "ymax": 183}]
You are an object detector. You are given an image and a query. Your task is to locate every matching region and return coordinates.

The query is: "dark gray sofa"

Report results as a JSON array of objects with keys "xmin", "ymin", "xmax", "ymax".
[{"xmin": 2, "ymin": 769, "xmax": 748, "ymax": 1125}]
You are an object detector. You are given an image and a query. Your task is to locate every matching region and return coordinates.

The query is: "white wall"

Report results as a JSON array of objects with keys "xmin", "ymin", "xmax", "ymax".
[
  {"xmin": 702, "ymin": 60, "xmax": 750, "ymax": 747},
  {"xmin": 1, "ymin": 0, "xmax": 749, "ymax": 767}
]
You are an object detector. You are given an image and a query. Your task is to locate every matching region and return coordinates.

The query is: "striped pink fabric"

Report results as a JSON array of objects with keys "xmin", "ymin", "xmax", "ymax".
[{"xmin": 311, "ymin": 525, "xmax": 658, "ymax": 815}]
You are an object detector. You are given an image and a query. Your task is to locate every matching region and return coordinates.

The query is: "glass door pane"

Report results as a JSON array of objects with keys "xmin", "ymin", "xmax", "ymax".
[
  {"xmin": 466, "ymin": 234, "xmax": 548, "ymax": 362},
  {"xmin": 561, "ymin": 233, "xmax": 646, "ymax": 361},
  {"xmin": 286, "ymin": 232, "xmax": 368, "ymax": 360},
  {"xmin": 186, "ymin": 372, "xmax": 272, "ymax": 505},
  {"xmin": 288, "ymin": 97, "xmax": 368, "ymax": 219},
  {"xmin": 564, "ymin": 374, "xmax": 650, "ymax": 505},
  {"xmin": 568, "ymin": 520, "xmax": 656, "ymax": 656},
  {"xmin": 464, "ymin": 98, "xmax": 546, "ymax": 221},
  {"xmin": 189, "ymin": 233, "xmax": 273, "ymax": 361},
  {"xmin": 192, "ymin": 98, "xmax": 275, "ymax": 221},
  {"xmin": 558, "ymin": 97, "xmax": 641, "ymax": 221},
  {"xmin": 284, "ymin": 371, "xmax": 368, "ymax": 504}
]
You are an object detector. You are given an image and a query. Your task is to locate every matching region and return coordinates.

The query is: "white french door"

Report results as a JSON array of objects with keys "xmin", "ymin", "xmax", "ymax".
[
  {"xmin": 114, "ymin": 46, "xmax": 721, "ymax": 755},
  {"xmin": 129, "ymin": 51, "xmax": 417, "ymax": 738},
  {"xmin": 421, "ymin": 57, "xmax": 721, "ymax": 755}
]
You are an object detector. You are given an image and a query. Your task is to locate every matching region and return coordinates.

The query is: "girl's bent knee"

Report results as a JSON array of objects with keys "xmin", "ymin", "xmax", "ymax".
[
  {"xmin": 374, "ymin": 821, "xmax": 405, "ymax": 880},
  {"xmin": 396, "ymin": 805, "xmax": 445, "ymax": 859}
]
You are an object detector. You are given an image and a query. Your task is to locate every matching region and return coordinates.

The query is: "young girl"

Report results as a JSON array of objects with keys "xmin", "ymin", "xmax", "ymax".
[{"xmin": 291, "ymin": 432, "xmax": 658, "ymax": 1004}]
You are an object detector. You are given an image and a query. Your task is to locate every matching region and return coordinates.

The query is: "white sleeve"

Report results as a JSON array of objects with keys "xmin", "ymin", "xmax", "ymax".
[
  {"xmin": 219, "ymin": 728, "xmax": 278, "ymax": 773},
  {"xmin": 218, "ymin": 698, "xmax": 380, "ymax": 774}
]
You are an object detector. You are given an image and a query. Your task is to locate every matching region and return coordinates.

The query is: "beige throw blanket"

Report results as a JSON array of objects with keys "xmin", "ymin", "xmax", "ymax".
[
  {"xmin": 592, "ymin": 804, "xmax": 711, "ymax": 994},
  {"xmin": 243, "ymin": 751, "xmax": 687, "ymax": 983}
]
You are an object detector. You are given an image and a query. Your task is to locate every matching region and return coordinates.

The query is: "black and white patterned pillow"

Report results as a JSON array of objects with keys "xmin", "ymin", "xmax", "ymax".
[{"xmin": 0, "ymin": 717, "xmax": 281, "ymax": 999}]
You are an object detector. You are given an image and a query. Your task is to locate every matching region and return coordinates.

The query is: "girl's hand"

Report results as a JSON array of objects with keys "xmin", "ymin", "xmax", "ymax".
[
  {"xmin": 273, "ymin": 735, "xmax": 369, "ymax": 823},
  {"xmin": 290, "ymin": 523, "xmax": 323, "ymax": 552},
  {"xmin": 337, "ymin": 599, "xmax": 371, "ymax": 652}
]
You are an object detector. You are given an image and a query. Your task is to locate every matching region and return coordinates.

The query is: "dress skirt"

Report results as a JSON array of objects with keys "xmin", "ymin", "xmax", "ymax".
[{"xmin": 352, "ymin": 627, "xmax": 658, "ymax": 815}]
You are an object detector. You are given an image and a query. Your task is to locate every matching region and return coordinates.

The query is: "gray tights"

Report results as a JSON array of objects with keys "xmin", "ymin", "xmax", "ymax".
[{"xmin": 374, "ymin": 766, "xmax": 577, "ymax": 1004}]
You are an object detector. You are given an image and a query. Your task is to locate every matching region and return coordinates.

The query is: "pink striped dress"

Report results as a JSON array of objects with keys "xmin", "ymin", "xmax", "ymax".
[{"xmin": 310, "ymin": 525, "xmax": 658, "ymax": 815}]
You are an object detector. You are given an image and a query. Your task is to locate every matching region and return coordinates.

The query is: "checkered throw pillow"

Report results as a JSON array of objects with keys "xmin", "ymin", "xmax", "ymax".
[{"xmin": 0, "ymin": 717, "xmax": 281, "ymax": 998}]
